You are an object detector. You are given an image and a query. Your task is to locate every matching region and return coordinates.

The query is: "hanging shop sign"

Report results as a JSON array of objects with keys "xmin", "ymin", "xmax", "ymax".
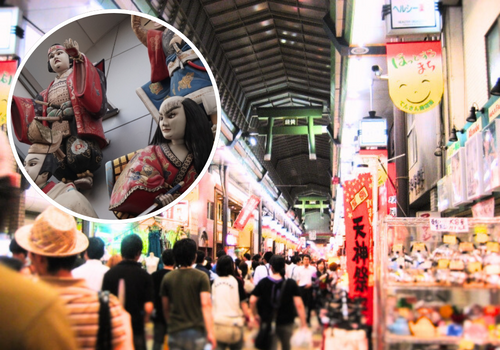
[
  {"xmin": 0, "ymin": 7, "xmax": 22, "ymax": 55},
  {"xmin": 386, "ymin": 41, "xmax": 443, "ymax": 114},
  {"xmin": 386, "ymin": 0, "xmax": 441, "ymax": 36},
  {"xmin": 233, "ymin": 195, "xmax": 260, "ymax": 230},
  {"xmin": 343, "ymin": 172, "xmax": 374, "ymax": 325},
  {"xmin": 0, "ymin": 60, "xmax": 16, "ymax": 125}
]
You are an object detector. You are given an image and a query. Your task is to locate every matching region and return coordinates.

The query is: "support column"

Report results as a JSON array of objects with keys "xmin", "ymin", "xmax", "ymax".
[
  {"xmin": 308, "ymin": 116, "xmax": 317, "ymax": 160},
  {"xmin": 394, "ymin": 107, "xmax": 409, "ymax": 217},
  {"xmin": 258, "ymin": 199, "xmax": 262, "ymax": 253},
  {"xmin": 264, "ymin": 118, "xmax": 274, "ymax": 161},
  {"xmin": 221, "ymin": 165, "xmax": 229, "ymax": 250}
]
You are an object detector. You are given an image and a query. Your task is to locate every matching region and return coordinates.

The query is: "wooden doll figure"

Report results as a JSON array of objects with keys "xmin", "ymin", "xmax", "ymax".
[
  {"xmin": 11, "ymin": 39, "xmax": 108, "ymax": 190},
  {"xmin": 109, "ymin": 96, "xmax": 214, "ymax": 219}
]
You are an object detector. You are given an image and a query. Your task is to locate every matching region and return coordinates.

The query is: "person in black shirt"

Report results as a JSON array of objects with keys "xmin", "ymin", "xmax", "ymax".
[
  {"xmin": 250, "ymin": 255, "xmax": 307, "ymax": 350},
  {"xmin": 151, "ymin": 249, "xmax": 175, "ymax": 350},
  {"xmin": 194, "ymin": 250, "xmax": 211, "ymax": 281},
  {"xmin": 102, "ymin": 234, "xmax": 154, "ymax": 350}
]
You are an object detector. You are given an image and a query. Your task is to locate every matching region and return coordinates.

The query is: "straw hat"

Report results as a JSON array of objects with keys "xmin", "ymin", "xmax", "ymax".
[
  {"xmin": 27, "ymin": 120, "xmax": 62, "ymax": 154},
  {"xmin": 15, "ymin": 206, "xmax": 88, "ymax": 257}
]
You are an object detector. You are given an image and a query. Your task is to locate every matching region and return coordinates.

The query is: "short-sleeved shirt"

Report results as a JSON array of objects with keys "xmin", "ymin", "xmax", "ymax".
[
  {"xmin": 251, "ymin": 277, "xmax": 300, "ymax": 325},
  {"xmin": 160, "ymin": 268, "xmax": 211, "ymax": 334},
  {"xmin": 102, "ymin": 260, "xmax": 154, "ymax": 335}
]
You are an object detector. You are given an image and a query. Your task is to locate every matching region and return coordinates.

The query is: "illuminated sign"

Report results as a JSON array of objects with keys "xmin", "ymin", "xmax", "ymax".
[
  {"xmin": 386, "ymin": 0, "xmax": 441, "ymax": 35},
  {"xmin": 0, "ymin": 7, "xmax": 22, "ymax": 55}
]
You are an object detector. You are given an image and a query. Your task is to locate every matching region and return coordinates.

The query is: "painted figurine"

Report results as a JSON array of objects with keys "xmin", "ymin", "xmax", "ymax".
[
  {"xmin": 11, "ymin": 39, "xmax": 108, "ymax": 190},
  {"xmin": 131, "ymin": 15, "xmax": 217, "ymax": 131},
  {"xmin": 109, "ymin": 96, "xmax": 214, "ymax": 219},
  {"xmin": 23, "ymin": 120, "xmax": 98, "ymax": 218}
]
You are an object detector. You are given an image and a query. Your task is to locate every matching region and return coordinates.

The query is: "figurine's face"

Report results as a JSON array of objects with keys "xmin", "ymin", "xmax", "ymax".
[
  {"xmin": 49, "ymin": 49, "xmax": 70, "ymax": 74},
  {"xmin": 24, "ymin": 153, "xmax": 48, "ymax": 187},
  {"xmin": 159, "ymin": 96, "xmax": 186, "ymax": 142}
]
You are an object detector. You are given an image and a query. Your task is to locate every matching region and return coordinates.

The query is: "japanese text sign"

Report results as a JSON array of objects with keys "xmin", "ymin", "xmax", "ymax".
[
  {"xmin": 429, "ymin": 217, "xmax": 469, "ymax": 233},
  {"xmin": 0, "ymin": 60, "xmax": 16, "ymax": 125},
  {"xmin": 233, "ymin": 195, "xmax": 260, "ymax": 230},
  {"xmin": 386, "ymin": 41, "xmax": 443, "ymax": 114},
  {"xmin": 343, "ymin": 172, "xmax": 374, "ymax": 325}
]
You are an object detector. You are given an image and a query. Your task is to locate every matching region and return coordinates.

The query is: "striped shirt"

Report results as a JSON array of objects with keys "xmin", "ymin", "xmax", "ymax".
[{"xmin": 41, "ymin": 276, "xmax": 127, "ymax": 350}]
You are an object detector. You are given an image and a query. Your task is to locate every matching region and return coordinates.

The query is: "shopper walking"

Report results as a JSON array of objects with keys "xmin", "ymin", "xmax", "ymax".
[
  {"xmin": 212, "ymin": 255, "xmax": 253, "ymax": 350},
  {"xmin": 253, "ymin": 251, "xmax": 273, "ymax": 286},
  {"xmin": 15, "ymin": 206, "xmax": 131, "ymax": 350},
  {"xmin": 250, "ymin": 255, "xmax": 307, "ymax": 350},
  {"xmin": 161, "ymin": 238, "xmax": 216, "ymax": 350},
  {"xmin": 72, "ymin": 237, "xmax": 109, "ymax": 291},
  {"xmin": 151, "ymin": 249, "xmax": 175, "ymax": 350},
  {"xmin": 296, "ymin": 254, "xmax": 316, "ymax": 326},
  {"xmin": 103, "ymin": 234, "xmax": 154, "ymax": 350}
]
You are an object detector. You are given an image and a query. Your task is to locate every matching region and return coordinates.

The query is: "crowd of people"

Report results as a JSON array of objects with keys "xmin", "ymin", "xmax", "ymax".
[{"xmin": 1, "ymin": 205, "xmax": 342, "ymax": 350}]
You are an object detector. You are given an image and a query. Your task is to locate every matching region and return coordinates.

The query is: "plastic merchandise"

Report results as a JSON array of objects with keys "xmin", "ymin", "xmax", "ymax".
[
  {"xmin": 290, "ymin": 328, "xmax": 312, "ymax": 349},
  {"xmin": 432, "ymin": 243, "xmax": 459, "ymax": 283},
  {"xmin": 483, "ymin": 251, "xmax": 500, "ymax": 286}
]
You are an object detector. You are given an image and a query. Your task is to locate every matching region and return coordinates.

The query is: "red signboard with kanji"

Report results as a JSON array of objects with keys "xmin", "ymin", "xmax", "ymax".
[
  {"xmin": 343, "ymin": 172, "xmax": 374, "ymax": 325},
  {"xmin": 233, "ymin": 195, "xmax": 260, "ymax": 230}
]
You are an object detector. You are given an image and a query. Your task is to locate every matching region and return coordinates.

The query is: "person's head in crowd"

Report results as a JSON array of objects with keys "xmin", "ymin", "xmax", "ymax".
[
  {"xmin": 106, "ymin": 254, "xmax": 122, "ymax": 268},
  {"xmin": 291, "ymin": 255, "xmax": 301, "ymax": 265},
  {"xmin": 235, "ymin": 258, "xmax": 241, "ymax": 268},
  {"xmin": 9, "ymin": 237, "xmax": 28, "ymax": 264},
  {"xmin": 302, "ymin": 254, "xmax": 311, "ymax": 267},
  {"xmin": 162, "ymin": 249, "xmax": 175, "ymax": 267},
  {"xmin": 216, "ymin": 249, "xmax": 226, "ymax": 262},
  {"xmin": 252, "ymin": 254, "xmax": 261, "ymax": 263},
  {"xmin": 269, "ymin": 255, "xmax": 286, "ymax": 277},
  {"xmin": 196, "ymin": 250, "xmax": 206, "ymax": 265},
  {"xmin": 120, "ymin": 234, "xmax": 143, "ymax": 261},
  {"xmin": 86, "ymin": 237, "xmax": 105, "ymax": 260},
  {"xmin": 262, "ymin": 251, "xmax": 273, "ymax": 264},
  {"xmin": 216, "ymin": 255, "xmax": 235, "ymax": 277},
  {"xmin": 252, "ymin": 260, "xmax": 259, "ymax": 271},
  {"xmin": 316, "ymin": 259, "xmax": 326, "ymax": 273},
  {"xmin": 239, "ymin": 261, "xmax": 249, "ymax": 278},
  {"xmin": 205, "ymin": 256, "xmax": 213, "ymax": 270},
  {"xmin": 15, "ymin": 206, "xmax": 88, "ymax": 277},
  {"xmin": 173, "ymin": 238, "xmax": 197, "ymax": 267},
  {"xmin": 243, "ymin": 253, "xmax": 251, "ymax": 261},
  {"xmin": 328, "ymin": 262, "xmax": 338, "ymax": 272}
]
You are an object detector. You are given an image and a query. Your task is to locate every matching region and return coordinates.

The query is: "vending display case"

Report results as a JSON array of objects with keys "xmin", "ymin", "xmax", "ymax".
[{"xmin": 375, "ymin": 217, "xmax": 500, "ymax": 350}]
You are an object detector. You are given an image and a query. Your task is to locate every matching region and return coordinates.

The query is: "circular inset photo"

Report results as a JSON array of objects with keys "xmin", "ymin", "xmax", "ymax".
[{"xmin": 8, "ymin": 10, "xmax": 220, "ymax": 222}]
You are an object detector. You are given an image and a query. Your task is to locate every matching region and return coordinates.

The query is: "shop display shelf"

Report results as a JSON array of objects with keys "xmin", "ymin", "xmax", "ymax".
[
  {"xmin": 385, "ymin": 333, "xmax": 500, "ymax": 346},
  {"xmin": 385, "ymin": 282, "xmax": 500, "ymax": 291}
]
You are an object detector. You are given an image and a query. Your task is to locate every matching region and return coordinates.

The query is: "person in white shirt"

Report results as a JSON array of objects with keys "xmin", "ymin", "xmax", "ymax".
[
  {"xmin": 252, "ymin": 252, "xmax": 273, "ymax": 286},
  {"xmin": 72, "ymin": 237, "xmax": 109, "ymax": 291},
  {"xmin": 296, "ymin": 254, "xmax": 316, "ymax": 325},
  {"xmin": 285, "ymin": 255, "xmax": 301, "ymax": 281}
]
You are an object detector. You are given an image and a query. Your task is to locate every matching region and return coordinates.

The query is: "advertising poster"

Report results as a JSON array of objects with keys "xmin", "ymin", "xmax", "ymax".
[
  {"xmin": 386, "ymin": 41, "xmax": 443, "ymax": 114},
  {"xmin": 0, "ymin": 60, "xmax": 17, "ymax": 126}
]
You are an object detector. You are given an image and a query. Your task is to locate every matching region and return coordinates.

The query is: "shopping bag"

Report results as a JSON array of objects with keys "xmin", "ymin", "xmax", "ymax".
[{"xmin": 291, "ymin": 327, "xmax": 312, "ymax": 349}]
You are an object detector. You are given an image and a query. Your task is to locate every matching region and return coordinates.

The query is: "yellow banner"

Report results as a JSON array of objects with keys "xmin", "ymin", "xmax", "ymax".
[{"xmin": 0, "ymin": 60, "xmax": 17, "ymax": 125}]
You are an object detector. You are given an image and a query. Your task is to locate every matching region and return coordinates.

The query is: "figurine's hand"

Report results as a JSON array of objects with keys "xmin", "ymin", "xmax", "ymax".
[
  {"xmin": 64, "ymin": 39, "xmax": 82, "ymax": 61},
  {"xmin": 211, "ymin": 124, "xmax": 217, "ymax": 138},
  {"xmin": 60, "ymin": 101, "xmax": 74, "ymax": 118},
  {"xmin": 169, "ymin": 34, "xmax": 183, "ymax": 50},
  {"xmin": 155, "ymin": 193, "xmax": 174, "ymax": 207}
]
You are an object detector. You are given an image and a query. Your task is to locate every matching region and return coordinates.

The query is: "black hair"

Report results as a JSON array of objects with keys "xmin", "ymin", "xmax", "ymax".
[
  {"xmin": 161, "ymin": 249, "xmax": 175, "ymax": 266},
  {"xmin": 269, "ymin": 255, "xmax": 286, "ymax": 277},
  {"xmin": 47, "ymin": 255, "xmax": 78, "ymax": 273},
  {"xmin": 150, "ymin": 98, "xmax": 213, "ymax": 174},
  {"xmin": 235, "ymin": 258, "xmax": 241, "ymax": 268},
  {"xmin": 39, "ymin": 153, "xmax": 58, "ymax": 179},
  {"xmin": 47, "ymin": 44, "xmax": 73, "ymax": 73},
  {"xmin": 173, "ymin": 238, "xmax": 197, "ymax": 267},
  {"xmin": 9, "ymin": 237, "xmax": 27, "ymax": 256},
  {"xmin": 87, "ymin": 237, "xmax": 105, "ymax": 260},
  {"xmin": 244, "ymin": 253, "xmax": 251, "ymax": 260},
  {"xmin": 302, "ymin": 254, "xmax": 311, "ymax": 261},
  {"xmin": 291, "ymin": 255, "xmax": 301, "ymax": 264},
  {"xmin": 205, "ymin": 256, "xmax": 213, "ymax": 269},
  {"xmin": 120, "ymin": 234, "xmax": 143, "ymax": 260},
  {"xmin": 216, "ymin": 250, "xmax": 226, "ymax": 259},
  {"xmin": 239, "ymin": 261, "xmax": 248, "ymax": 278},
  {"xmin": 216, "ymin": 255, "xmax": 234, "ymax": 277},
  {"xmin": 251, "ymin": 260, "xmax": 259, "ymax": 271},
  {"xmin": 0, "ymin": 256, "xmax": 23, "ymax": 272},
  {"xmin": 196, "ymin": 250, "xmax": 206, "ymax": 264},
  {"xmin": 252, "ymin": 254, "xmax": 261, "ymax": 262},
  {"xmin": 262, "ymin": 251, "xmax": 273, "ymax": 263}
]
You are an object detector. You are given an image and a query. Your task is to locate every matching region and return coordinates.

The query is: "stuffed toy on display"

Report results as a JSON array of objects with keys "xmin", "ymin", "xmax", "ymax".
[
  {"xmin": 23, "ymin": 120, "xmax": 98, "ymax": 218},
  {"xmin": 109, "ymin": 96, "xmax": 213, "ymax": 219},
  {"xmin": 131, "ymin": 15, "xmax": 217, "ymax": 133},
  {"xmin": 11, "ymin": 39, "xmax": 108, "ymax": 191}
]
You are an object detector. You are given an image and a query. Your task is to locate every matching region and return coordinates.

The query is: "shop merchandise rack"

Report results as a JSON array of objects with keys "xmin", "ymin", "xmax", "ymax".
[{"xmin": 375, "ymin": 217, "xmax": 500, "ymax": 350}]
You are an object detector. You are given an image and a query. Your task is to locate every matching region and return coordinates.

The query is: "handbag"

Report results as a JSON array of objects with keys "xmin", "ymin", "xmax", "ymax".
[
  {"xmin": 213, "ymin": 315, "xmax": 244, "ymax": 344},
  {"xmin": 254, "ymin": 279, "xmax": 288, "ymax": 350}
]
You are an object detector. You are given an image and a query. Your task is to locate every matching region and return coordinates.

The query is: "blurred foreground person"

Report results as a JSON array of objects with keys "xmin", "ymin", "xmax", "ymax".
[{"xmin": 15, "ymin": 206, "xmax": 131, "ymax": 350}]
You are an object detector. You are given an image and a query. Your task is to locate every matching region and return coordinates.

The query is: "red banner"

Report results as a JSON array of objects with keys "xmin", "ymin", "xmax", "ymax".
[
  {"xmin": 233, "ymin": 195, "xmax": 260, "ymax": 230},
  {"xmin": 0, "ymin": 60, "xmax": 17, "ymax": 125},
  {"xmin": 343, "ymin": 172, "xmax": 374, "ymax": 325}
]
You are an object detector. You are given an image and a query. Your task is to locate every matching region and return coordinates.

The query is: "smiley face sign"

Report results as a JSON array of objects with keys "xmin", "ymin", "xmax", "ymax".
[{"xmin": 386, "ymin": 41, "xmax": 443, "ymax": 114}]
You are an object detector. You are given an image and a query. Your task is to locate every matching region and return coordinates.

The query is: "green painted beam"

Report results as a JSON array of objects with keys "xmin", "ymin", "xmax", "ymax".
[
  {"xmin": 308, "ymin": 116, "xmax": 316, "ymax": 160},
  {"xmin": 297, "ymin": 196, "xmax": 329, "ymax": 202},
  {"xmin": 257, "ymin": 107, "xmax": 323, "ymax": 119},
  {"xmin": 257, "ymin": 125, "xmax": 327, "ymax": 135},
  {"xmin": 294, "ymin": 204, "xmax": 327, "ymax": 209}
]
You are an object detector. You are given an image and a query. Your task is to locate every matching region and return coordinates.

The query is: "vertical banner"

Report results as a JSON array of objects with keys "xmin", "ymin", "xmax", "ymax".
[
  {"xmin": 386, "ymin": 41, "xmax": 443, "ymax": 114},
  {"xmin": 233, "ymin": 195, "xmax": 260, "ymax": 230},
  {"xmin": 0, "ymin": 60, "xmax": 16, "ymax": 125},
  {"xmin": 343, "ymin": 172, "xmax": 374, "ymax": 325}
]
